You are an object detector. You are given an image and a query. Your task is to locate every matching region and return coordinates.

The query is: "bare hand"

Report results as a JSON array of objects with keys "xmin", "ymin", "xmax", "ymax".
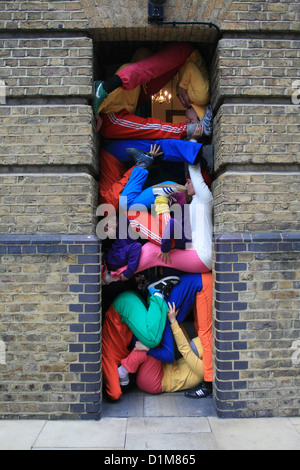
[
  {"xmin": 120, "ymin": 274, "xmax": 128, "ymax": 282},
  {"xmin": 167, "ymin": 302, "xmax": 179, "ymax": 324},
  {"xmin": 157, "ymin": 250, "xmax": 174, "ymax": 264},
  {"xmin": 134, "ymin": 341, "xmax": 149, "ymax": 351},
  {"xmin": 149, "ymin": 143, "xmax": 163, "ymax": 158},
  {"xmin": 191, "ymin": 123, "xmax": 204, "ymax": 140}
]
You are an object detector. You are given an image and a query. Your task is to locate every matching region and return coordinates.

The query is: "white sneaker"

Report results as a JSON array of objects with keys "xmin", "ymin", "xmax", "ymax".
[
  {"xmin": 118, "ymin": 365, "xmax": 129, "ymax": 386},
  {"xmin": 101, "ymin": 271, "xmax": 119, "ymax": 285},
  {"xmin": 152, "ymin": 184, "xmax": 186, "ymax": 197}
]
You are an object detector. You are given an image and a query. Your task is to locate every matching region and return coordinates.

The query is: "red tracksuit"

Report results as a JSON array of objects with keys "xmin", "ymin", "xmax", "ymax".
[
  {"xmin": 100, "ymin": 43, "xmax": 195, "ymax": 140},
  {"xmin": 100, "ymin": 110, "xmax": 187, "ymax": 141}
]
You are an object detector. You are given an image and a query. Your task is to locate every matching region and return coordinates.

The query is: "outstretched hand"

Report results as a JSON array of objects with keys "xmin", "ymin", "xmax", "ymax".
[
  {"xmin": 157, "ymin": 249, "xmax": 175, "ymax": 264},
  {"xmin": 191, "ymin": 123, "xmax": 204, "ymax": 140},
  {"xmin": 167, "ymin": 302, "xmax": 179, "ymax": 324},
  {"xmin": 149, "ymin": 144, "xmax": 163, "ymax": 158}
]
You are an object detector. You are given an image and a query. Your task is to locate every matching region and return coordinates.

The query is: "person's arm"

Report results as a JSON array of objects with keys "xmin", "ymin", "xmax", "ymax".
[
  {"xmin": 122, "ymin": 242, "xmax": 142, "ymax": 279},
  {"xmin": 188, "ymin": 163, "xmax": 213, "ymax": 203},
  {"xmin": 161, "ymin": 218, "xmax": 175, "ymax": 254},
  {"xmin": 167, "ymin": 302, "xmax": 202, "ymax": 375},
  {"xmin": 146, "ymin": 321, "xmax": 175, "ymax": 364}
]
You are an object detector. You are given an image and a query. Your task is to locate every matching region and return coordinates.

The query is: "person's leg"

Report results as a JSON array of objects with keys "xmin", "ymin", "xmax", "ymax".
[
  {"xmin": 100, "ymin": 110, "xmax": 187, "ymax": 141},
  {"xmin": 193, "ymin": 272, "xmax": 213, "ymax": 382},
  {"xmin": 121, "ymin": 350, "xmax": 163, "ymax": 394},
  {"xmin": 120, "ymin": 167, "xmax": 149, "ymax": 209},
  {"xmin": 111, "ymin": 243, "xmax": 211, "ymax": 276},
  {"xmin": 126, "ymin": 210, "xmax": 164, "ymax": 246},
  {"xmin": 168, "ymin": 273, "xmax": 203, "ymax": 324},
  {"xmin": 102, "ymin": 305, "xmax": 133, "ymax": 401},
  {"xmin": 148, "ymin": 273, "xmax": 203, "ymax": 364},
  {"xmin": 126, "ymin": 186, "xmax": 181, "ymax": 246},
  {"xmin": 158, "ymin": 139, "xmax": 202, "ymax": 165},
  {"xmin": 112, "ymin": 291, "xmax": 169, "ymax": 349},
  {"xmin": 102, "ymin": 138, "xmax": 202, "ymax": 167},
  {"xmin": 99, "ymin": 148, "xmax": 135, "ymax": 209},
  {"xmin": 117, "ymin": 42, "xmax": 195, "ymax": 91}
]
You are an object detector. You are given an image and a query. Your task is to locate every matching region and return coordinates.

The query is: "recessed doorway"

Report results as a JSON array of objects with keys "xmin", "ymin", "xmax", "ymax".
[{"xmin": 94, "ymin": 39, "xmax": 217, "ymax": 418}]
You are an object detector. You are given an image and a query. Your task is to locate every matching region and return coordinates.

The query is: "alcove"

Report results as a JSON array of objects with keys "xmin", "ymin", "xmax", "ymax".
[{"xmin": 93, "ymin": 38, "xmax": 218, "ymax": 418}]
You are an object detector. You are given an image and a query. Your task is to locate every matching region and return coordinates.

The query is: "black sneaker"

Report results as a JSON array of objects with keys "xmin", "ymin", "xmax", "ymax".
[
  {"xmin": 184, "ymin": 381, "xmax": 212, "ymax": 399},
  {"xmin": 125, "ymin": 147, "xmax": 154, "ymax": 169},
  {"xmin": 148, "ymin": 276, "xmax": 180, "ymax": 298}
]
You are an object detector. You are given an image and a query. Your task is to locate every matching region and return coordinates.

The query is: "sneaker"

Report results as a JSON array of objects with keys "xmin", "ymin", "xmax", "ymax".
[
  {"xmin": 93, "ymin": 81, "xmax": 108, "ymax": 114},
  {"xmin": 125, "ymin": 147, "xmax": 154, "ymax": 169},
  {"xmin": 148, "ymin": 276, "xmax": 180, "ymax": 298},
  {"xmin": 101, "ymin": 263, "xmax": 118, "ymax": 285},
  {"xmin": 184, "ymin": 381, "xmax": 212, "ymax": 399},
  {"xmin": 199, "ymin": 104, "xmax": 213, "ymax": 137},
  {"xmin": 152, "ymin": 184, "xmax": 186, "ymax": 197},
  {"xmin": 118, "ymin": 365, "xmax": 130, "ymax": 387}
]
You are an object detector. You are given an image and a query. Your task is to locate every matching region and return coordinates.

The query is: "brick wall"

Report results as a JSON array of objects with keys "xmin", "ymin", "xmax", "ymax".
[
  {"xmin": 211, "ymin": 39, "xmax": 300, "ymax": 109},
  {"xmin": 0, "ymin": 173, "xmax": 98, "ymax": 235},
  {"xmin": 0, "ymin": 20, "xmax": 99, "ymax": 419},
  {"xmin": 214, "ymin": 233, "xmax": 300, "ymax": 418},
  {"xmin": 0, "ymin": 1, "xmax": 299, "ymax": 35},
  {"xmin": 0, "ymin": 235, "xmax": 101, "ymax": 420},
  {"xmin": 1, "ymin": 0, "xmax": 299, "ymax": 420},
  {"xmin": 0, "ymin": 38, "xmax": 97, "ymax": 237},
  {"xmin": 0, "ymin": 105, "xmax": 96, "ymax": 168},
  {"xmin": 210, "ymin": 29, "xmax": 300, "ymax": 417},
  {"xmin": 212, "ymin": 104, "xmax": 300, "ymax": 170},
  {"xmin": 1, "ymin": 37, "xmax": 93, "ymax": 99}
]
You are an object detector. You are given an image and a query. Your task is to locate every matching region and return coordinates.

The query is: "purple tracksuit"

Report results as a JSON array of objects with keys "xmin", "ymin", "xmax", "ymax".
[{"xmin": 105, "ymin": 222, "xmax": 142, "ymax": 279}]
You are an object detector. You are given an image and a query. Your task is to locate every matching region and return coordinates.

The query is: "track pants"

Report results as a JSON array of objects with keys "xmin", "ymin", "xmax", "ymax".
[
  {"xmin": 122, "ymin": 350, "xmax": 163, "ymax": 395},
  {"xmin": 194, "ymin": 273, "xmax": 213, "ymax": 382},
  {"xmin": 117, "ymin": 42, "xmax": 195, "ymax": 93},
  {"xmin": 111, "ymin": 240, "xmax": 210, "ymax": 275},
  {"xmin": 101, "ymin": 110, "xmax": 188, "ymax": 140},
  {"xmin": 99, "ymin": 139, "xmax": 202, "ymax": 210}
]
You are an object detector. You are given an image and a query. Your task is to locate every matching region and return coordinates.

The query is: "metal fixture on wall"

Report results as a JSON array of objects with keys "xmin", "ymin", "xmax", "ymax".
[
  {"xmin": 148, "ymin": 0, "xmax": 166, "ymax": 22},
  {"xmin": 147, "ymin": 0, "xmax": 222, "ymax": 39}
]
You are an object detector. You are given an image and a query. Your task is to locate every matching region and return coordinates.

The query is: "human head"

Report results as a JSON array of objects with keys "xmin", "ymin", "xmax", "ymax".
[{"xmin": 185, "ymin": 176, "xmax": 195, "ymax": 197}]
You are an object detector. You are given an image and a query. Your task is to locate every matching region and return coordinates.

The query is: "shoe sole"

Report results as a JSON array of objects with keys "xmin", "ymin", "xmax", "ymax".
[
  {"xmin": 148, "ymin": 276, "xmax": 180, "ymax": 291},
  {"xmin": 152, "ymin": 184, "xmax": 186, "ymax": 196},
  {"xmin": 153, "ymin": 184, "xmax": 186, "ymax": 191}
]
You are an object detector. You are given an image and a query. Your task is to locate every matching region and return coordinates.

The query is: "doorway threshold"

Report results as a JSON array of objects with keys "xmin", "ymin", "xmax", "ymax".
[{"xmin": 101, "ymin": 386, "xmax": 217, "ymax": 418}]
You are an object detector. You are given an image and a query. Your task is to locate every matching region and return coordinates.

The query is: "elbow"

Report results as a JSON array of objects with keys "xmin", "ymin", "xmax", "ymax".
[{"xmin": 163, "ymin": 350, "xmax": 175, "ymax": 364}]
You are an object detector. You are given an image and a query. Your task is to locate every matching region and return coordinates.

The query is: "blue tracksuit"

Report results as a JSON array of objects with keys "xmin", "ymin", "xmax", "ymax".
[
  {"xmin": 147, "ymin": 273, "xmax": 203, "ymax": 363},
  {"xmin": 102, "ymin": 138, "xmax": 202, "ymax": 166}
]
